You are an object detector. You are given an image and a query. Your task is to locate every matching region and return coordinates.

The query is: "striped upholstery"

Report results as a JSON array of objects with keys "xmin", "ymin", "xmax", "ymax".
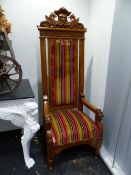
[
  {"xmin": 51, "ymin": 110, "xmax": 100, "ymax": 146},
  {"xmin": 51, "ymin": 39, "xmax": 76, "ymax": 106}
]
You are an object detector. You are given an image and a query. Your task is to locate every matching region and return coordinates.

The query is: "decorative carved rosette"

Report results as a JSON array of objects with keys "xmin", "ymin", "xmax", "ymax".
[{"xmin": 40, "ymin": 7, "xmax": 84, "ymax": 29}]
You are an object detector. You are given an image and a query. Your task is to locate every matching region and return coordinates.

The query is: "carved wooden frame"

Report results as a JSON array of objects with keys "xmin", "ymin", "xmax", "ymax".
[{"xmin": 38, "ymin": 7, "xmax": 103, "ymax": 169}]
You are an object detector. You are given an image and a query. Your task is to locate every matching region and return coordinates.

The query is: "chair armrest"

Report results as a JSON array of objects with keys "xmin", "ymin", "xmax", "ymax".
[
  {"xmin": 80, "ymin": 93, "xmax": 103, "ymax": 122},
  {"xmin": 43, "ymin": 95, "xmax": 51, "ymax": 130}
]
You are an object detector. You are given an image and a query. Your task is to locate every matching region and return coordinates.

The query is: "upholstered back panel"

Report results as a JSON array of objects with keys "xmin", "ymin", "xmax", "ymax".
[{"xmin": 49, "ymin": 39, "xmax": 78, "ymax": 107}]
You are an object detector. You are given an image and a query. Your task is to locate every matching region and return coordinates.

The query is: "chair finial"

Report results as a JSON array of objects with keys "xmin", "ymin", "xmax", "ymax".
[{"xmin": 40, "ymin": 7, "xmax": 84, "ymax": 29}]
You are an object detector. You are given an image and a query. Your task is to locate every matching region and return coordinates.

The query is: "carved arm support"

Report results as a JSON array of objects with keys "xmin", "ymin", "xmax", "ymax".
[
  {"xmin": 80, "ymin": 93, "xmax": 103, "ymax": 137},
  {"xmin": 43, "ymin": 95, "xmax": 51, "ymax": 131},
  {"xmin": 43, "ymin": 95, "xmax": 53, "ymax": 146},
  {"xmin": 80, "ymin": 93, "xmax": 103, "ymax": 123}
]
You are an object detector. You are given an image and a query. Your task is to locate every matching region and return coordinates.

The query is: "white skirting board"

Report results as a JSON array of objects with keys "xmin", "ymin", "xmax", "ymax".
[{"xmin": 100, "ymin": 146, "xmax": 125, "ymax": 175}]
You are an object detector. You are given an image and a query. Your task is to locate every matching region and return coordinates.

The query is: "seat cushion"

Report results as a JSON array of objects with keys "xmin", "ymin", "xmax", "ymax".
[{"xmin": 50, "ymin": 110, "xmax": 100, "ymax": 146}]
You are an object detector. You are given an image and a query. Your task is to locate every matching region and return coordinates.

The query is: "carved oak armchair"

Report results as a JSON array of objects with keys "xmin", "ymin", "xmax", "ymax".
[{"xmin": 38, "ymin": 7, "xmax": 103, "ymax": 169}]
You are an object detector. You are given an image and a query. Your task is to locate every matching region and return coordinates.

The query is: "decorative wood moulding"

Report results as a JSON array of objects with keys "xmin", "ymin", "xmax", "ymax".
[
  {"xmin": 38, "ymin": 7, "xmax": 86, "ymax": 30},
  {"xmin": 39, "ymin": 29, "xmax": 85, "ymax": 39}
]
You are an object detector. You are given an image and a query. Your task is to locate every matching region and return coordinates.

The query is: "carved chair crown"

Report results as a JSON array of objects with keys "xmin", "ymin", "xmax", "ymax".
[{"xmin": 40, "ymin": 7, "xmax": 84, "ymax": 29}]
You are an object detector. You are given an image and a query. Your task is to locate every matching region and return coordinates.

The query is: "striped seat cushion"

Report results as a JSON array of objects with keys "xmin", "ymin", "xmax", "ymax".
[{"xmin": 50, "ymin": 110, "xmax": 100, "ymax": 146}]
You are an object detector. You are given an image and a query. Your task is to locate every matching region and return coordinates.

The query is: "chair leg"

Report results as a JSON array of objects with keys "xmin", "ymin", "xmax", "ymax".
[
  {"xmin": 94, "ymin": 138, "xmax": 102, "ymax": 159},
  {"xmin": 94, "ymin": 148, "xmax": 99, "ymax": 159},
  {"xmin": 46, "ymin": 130, "xmax": 54, "ymax": 169},
  {"xmin": 47, "ymin": 145, "xmax": 54, "ymax": 169},
  {"xmin": 48, "ymin": 158, "xmax": 54, "ymax": 170}
]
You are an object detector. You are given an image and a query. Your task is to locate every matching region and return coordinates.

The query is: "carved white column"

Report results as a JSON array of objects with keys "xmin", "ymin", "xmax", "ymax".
[{"xmin": 0, "ymin": 102, "xmax": 40, "ymax": 169}]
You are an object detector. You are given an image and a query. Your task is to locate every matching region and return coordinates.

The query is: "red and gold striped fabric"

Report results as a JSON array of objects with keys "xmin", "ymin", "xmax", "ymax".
[
  {"xmin": 51, "ymin": 39, "xmax": 76, "ymax": 106},
  {"xmin": 50, "ymin": 110, "xmax": 100, "ymax": 146}
]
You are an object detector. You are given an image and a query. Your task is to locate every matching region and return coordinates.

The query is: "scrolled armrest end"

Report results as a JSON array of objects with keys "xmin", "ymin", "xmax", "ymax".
[{"xmin": 95, "ymin": 109, "xmax": 103, "ymax": 122}]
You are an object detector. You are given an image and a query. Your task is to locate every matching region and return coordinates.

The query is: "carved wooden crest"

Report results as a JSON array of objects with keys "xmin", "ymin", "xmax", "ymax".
[{"xmin": 40, "ymin": 7, "xmax": 84, "ymax": 29}]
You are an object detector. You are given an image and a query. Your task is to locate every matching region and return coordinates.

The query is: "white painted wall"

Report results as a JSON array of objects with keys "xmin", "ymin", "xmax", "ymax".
[
  {"xmin": 1, "ymin": 0, "xmax": 116, "ymax": 113},
  {"xmin": 1, "ymin": 1, "xmax": 131, "ymax": 175},
  {"xmin": 0, "ymin": 0, "xmax": 116, "ymax": 128},
  {"xmin": 85, "ymin": 0, "xmax": 116, "ymax": 111},
  {"xmin": 0, "ymin": 0, "xmax": 116, "ymax": 141},
  {"xmin": 0, "ymin": 0, "xmax": 90, "ymax": 98},
  {"xmin": 101, "ymin": 0, "xmax": 131, "ymax": 175},
  {"xmin": 0, "ymin": 0, "xmax": 90, "ymax": 128}
]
